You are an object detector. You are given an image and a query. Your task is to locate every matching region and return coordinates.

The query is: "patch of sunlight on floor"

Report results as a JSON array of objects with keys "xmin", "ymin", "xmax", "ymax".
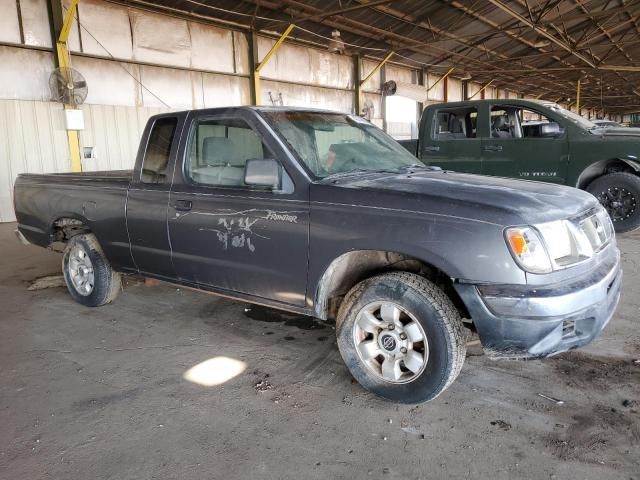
[{"xmin": 183, "ymin": 356, "xmax": 247, "ymax": 387}]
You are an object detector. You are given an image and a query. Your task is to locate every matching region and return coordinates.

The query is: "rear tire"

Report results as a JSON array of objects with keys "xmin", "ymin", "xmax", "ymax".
[
  {"xmin": 62, "ymin": 234, "xmax": 121, "ymax": 307},
  {"xmin": 587, "ymin": 172, "xmax": 640, "ymax": 233},
  {"xmin": 336, "ymin": 272, "xmax": 466, "ymax": 404}
]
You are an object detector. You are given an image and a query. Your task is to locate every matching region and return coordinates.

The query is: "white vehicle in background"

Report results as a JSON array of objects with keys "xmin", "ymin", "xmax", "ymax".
[{"xmin": 592, "ymin": 119, "xmax": 623, "ymax": 128}]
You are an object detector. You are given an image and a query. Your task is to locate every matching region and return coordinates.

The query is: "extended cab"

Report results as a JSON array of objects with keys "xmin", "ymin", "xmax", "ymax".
[
  {"xmin": 400, "ymin": 99, "xmax": 640, "ymax": 232},
  {"xmin": 14, "ymin": 107, "xmax": 622, "ymax": 403}
]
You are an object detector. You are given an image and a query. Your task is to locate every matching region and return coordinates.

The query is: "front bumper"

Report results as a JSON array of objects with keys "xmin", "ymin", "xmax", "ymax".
[{"xmin": 455, "ymin": 248, "xmax": 622, "ymax": 359}]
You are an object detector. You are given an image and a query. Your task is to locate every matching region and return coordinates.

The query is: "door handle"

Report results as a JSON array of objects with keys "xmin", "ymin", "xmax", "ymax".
[
  {"xmin": 424, "ymin": 145, "xmax": 440, "ymax": 152},
  {"xmin": 173, "ymin": 199, "xmax": 192, "ymax": 211},
  {"xmin": 484, "ymin": 145, "xmax": 503, "ymax": 152}
]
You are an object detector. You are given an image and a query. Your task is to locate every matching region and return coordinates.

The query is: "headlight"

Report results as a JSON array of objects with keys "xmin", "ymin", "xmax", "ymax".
[
  {"xmin": 505, "ymin": 226, "xmax": 552, "ymax": 273},
  {"xmin": 505, "ymin": 208, "xmax": 613, "ymax": 274}
]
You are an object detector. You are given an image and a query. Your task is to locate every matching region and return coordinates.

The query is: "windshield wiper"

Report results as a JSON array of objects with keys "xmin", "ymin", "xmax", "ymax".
[
  {"xmin": 395, "ymin": 164, "xmax": 442, "ymax": 171},
  {"xmin": 323, "ymin": 168, "xmax": 400, "ymax": 179}
]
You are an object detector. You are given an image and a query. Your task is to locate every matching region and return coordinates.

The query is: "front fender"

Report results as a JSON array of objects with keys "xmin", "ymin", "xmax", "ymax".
[
  {"xmin": 576, "ymin": 157, "xmax": 640, "ymax": 189},
  {"xmin": 308, "ymin": 204, "xmax": 527, "ymax": 315}
]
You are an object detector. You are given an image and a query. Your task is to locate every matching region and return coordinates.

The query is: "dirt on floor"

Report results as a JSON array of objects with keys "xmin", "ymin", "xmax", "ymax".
[{"xmin": 1, "ymin": 222, "xmax": 639, "ymax": 480}]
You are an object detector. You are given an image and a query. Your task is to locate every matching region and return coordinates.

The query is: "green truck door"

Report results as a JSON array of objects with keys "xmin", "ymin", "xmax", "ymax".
[
  {"xmin": 482, "ymin": 104, "xmax": 568, "ymax": 184},
  {"xmin": 420, "ymin": 106, "xmax": 482, "ymax": 174}
]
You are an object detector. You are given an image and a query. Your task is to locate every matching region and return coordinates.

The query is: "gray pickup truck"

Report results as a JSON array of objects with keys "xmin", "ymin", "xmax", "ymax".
[
  {"xmin": 399, "ymin": 99, "xmax": 640, "ymax": 233},
  {"xmin": 14, "ymin": 107, "xmax": 622, "ymax": 403}
]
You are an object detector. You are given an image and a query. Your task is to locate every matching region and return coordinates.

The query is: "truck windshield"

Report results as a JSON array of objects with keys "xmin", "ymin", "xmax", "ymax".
[
  {"xmin": 544, "ymin": 103, "xmax": 596, "ymax": 130},
  {"xmin": 263, "ymin": 111, "xmax": 424, "ymax": 178}
]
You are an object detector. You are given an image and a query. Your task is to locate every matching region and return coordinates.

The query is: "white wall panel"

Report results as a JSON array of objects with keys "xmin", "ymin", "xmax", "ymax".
[
  {"xmin": 385, "ymin": 64, "xmax": 414, "ymax": 85},
  {"xmin": 72, "ymin": 56, "xmax": 138, "ymax": 106},
  {"xmin": 426, "ymin": 72, "xmax": 445, "ymax": 101},
  {"xmin": 190, "ymin": 22, "xmax": 235, "ymax": 73},
  {"xmin": 0, "ymin": 0, "xmax": 21, "ymax": 43},
  {"xmin": 202, "ymin": 74, "xmax": 250, "ymax": 107},
  {"xmin": 262, "ymin": 80, "xmax": 353, "ymax": 112},
  {"xmin": 20, "ymin": 0, "xmax": 51, "ymax": 47},
  {"xmin": 0, "ymin": 100, "xmax": 68, "ymax": 222},
  {"xmin": 77, "ymin": 0, "xmax": 133, "ymax": 59},
  {"xmin": 131, "ymin": 10, "xmax": 191, "ymax": 68},
  {"xmin": 233, "ymin": 31, "xmax": 250, "ymax": 75},
  {"xmin": 448, "ymin": 77, "xmax": 463, "ymax": 101},
  {"xmin": 468, "ymin": 82, "xmax": 481, "ymax": 99},
  {"xmin": 138, "ymin": 65, "xmax": 193, "ymax": 108},
  {"xmin": 0, "ymin": 47, "xmax": 54, "ymax": 101},
  {"xmin": 258, "ymin": 37, "xmax": 310, "ymax": 84},
  {"xmin": 258, "ymin": 37, "xmax": 353, "ymax": 88},
  {"xmin": 0, "ymin": 100, "xmax": 172, "ymax": 221},
  {"xmin": 361, "ymin": 59, "xmax": 381, "ymax": 93},
  {"xmin": 79, "ymin": 104, "xmax": 169, "ymax": 172},
  {"xmin": 308, "ymin": 49, "xmax": 353, "ymax": 89}
]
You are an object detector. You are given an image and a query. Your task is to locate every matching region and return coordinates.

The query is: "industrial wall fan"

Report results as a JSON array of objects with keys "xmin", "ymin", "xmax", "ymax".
[{"xmin": 49, "ymin": 67, "xmax": 88, "ymax": 106}]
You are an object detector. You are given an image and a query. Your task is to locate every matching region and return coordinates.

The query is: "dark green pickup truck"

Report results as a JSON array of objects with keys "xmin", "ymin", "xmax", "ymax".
[{"xmin": 400, "ymin": 99, "xmax": 640, "ymax": 232}]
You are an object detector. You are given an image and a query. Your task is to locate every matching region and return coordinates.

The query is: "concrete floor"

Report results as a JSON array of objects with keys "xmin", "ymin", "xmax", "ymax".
[{"xmin": 1, "ymin": 222, "xmax": 639, "ymax": 480}]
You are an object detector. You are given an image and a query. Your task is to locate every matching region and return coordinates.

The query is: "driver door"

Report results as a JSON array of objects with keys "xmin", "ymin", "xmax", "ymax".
[
  {"xmin": 482, "ymin": 104, "xmax": 568, "ymax": 183},
  {"xmin": 167, "ymin": 110, "xmax": 310, "ymax": 307}
]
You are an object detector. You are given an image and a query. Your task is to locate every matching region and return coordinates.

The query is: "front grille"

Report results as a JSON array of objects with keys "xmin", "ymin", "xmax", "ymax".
[
  {"xmin": 562, "ymin": 319, "xmax": 576, "ymax": 338},
  {"xmin": 579, "ymin": 210, "xmax": 613, "ymax": 252}
]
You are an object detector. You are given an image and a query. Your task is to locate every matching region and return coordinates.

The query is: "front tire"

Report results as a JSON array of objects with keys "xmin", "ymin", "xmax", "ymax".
[
  {"xmin": 62, "ymin": 234, "xmax": 121, "ymax": 307},
  {"xmin": 587, "ymin": 172, "xmax": 640, "ymax": 233},
  {"xmin": 336, "ymin": 272, "xmax": 466, "ymax": 403}
]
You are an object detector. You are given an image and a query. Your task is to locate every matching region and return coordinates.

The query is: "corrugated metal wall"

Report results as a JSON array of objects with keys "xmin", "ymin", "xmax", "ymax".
[
  {"xmin": 0, "ymin": 99, "xmax": 171, "ymax": 221},
  {"xmin": 0, "ymin": 100, "xmax": 68, "ymax": 222}
]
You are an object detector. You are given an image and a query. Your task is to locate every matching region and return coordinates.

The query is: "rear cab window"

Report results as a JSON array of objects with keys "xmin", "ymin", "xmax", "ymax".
[
  {"xmin": 431, "ymin": 107, "xmax": 478, "ymax": 140},
  {"xmin": 140, "ymin": 117, "xmax": 178, "ymax": 184}
]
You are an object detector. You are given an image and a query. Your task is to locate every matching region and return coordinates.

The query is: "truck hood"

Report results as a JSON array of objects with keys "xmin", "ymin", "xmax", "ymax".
[
  {"xmin": 315, "ymin": 169, "xmax": 598, "ymax": 226},
  {"xmin": 594, "ymin": 126, "xmax": 640, "ymax": 137}
]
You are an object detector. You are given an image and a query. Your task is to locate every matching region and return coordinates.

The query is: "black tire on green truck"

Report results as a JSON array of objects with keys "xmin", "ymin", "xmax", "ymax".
[{"xmin": 587, "ymin": 172, "xmax": 640, "ymax": 233}]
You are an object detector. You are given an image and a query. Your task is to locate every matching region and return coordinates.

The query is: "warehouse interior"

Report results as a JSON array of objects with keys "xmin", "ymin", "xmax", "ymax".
[
  {"xmin": 2, "ymin": 0, "xmax": 640, "ymax": 221},
  {"xmin": 2, "ymin": 1, "xmax": 640, "ymax": 479}
]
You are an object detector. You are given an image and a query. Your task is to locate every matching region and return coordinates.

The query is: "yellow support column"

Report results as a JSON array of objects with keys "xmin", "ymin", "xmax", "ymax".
[
  {"xmin": 253, "ymin": 24, "xmax": 295, "ymax": 106},
  {"xmin": 357, "ymin": 51, "xmax": 394, "ymax": 115},
  {"xmin": 576, "ymin": 79, "xmax": 581, "ymax": 114},
  {"xmin": 426, "ymin": 67, "xmax": 454, "ymax": 94},
  {"xmin": 468, "ymin": 79, "xmax": 495, "ymax": 100},
  {"xmin": 56, "ymin": 0, "xmax": 82, "ymax": 172}
]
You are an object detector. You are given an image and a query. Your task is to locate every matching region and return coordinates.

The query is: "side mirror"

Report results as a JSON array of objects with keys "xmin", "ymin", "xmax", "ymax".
[
  {"xmin": 244, "ymin": 158, "xmax": 282, "ymax": 189},
  {"xmin": 540, "ymin": 122, "xmax": 563, "ymax": 137}
]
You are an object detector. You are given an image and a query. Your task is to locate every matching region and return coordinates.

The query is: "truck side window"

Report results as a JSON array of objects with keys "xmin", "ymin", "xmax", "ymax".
[
  {"xmin": 186, "ymin": 118, "xmax": 271, "ymax": 187},
  {"xmin": 432, "ymin": 108, "xmax": 477, "ymax": 140},
  {"xmin": 141, "ymin": 117, "xmax": 178, "ymax": 184},
  {"xmin": 490, "ymin": 107, "xmax": 520, "ymax": 139},
  {"xmin": 518, "ymin": 108, "xmax": 564, "ymax": 138}
]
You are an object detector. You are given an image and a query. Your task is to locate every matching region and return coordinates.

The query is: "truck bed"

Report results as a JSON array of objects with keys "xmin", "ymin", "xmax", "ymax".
[{"xmin": 14, "ymin": 170, "xmax": 133, "ymax": 269}]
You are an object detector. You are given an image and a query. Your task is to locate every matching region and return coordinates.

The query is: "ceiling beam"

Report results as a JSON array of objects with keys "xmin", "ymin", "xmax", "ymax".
[{"xmin": 487, "ymin": 0, "xmax": 597, "ymax": 68}]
